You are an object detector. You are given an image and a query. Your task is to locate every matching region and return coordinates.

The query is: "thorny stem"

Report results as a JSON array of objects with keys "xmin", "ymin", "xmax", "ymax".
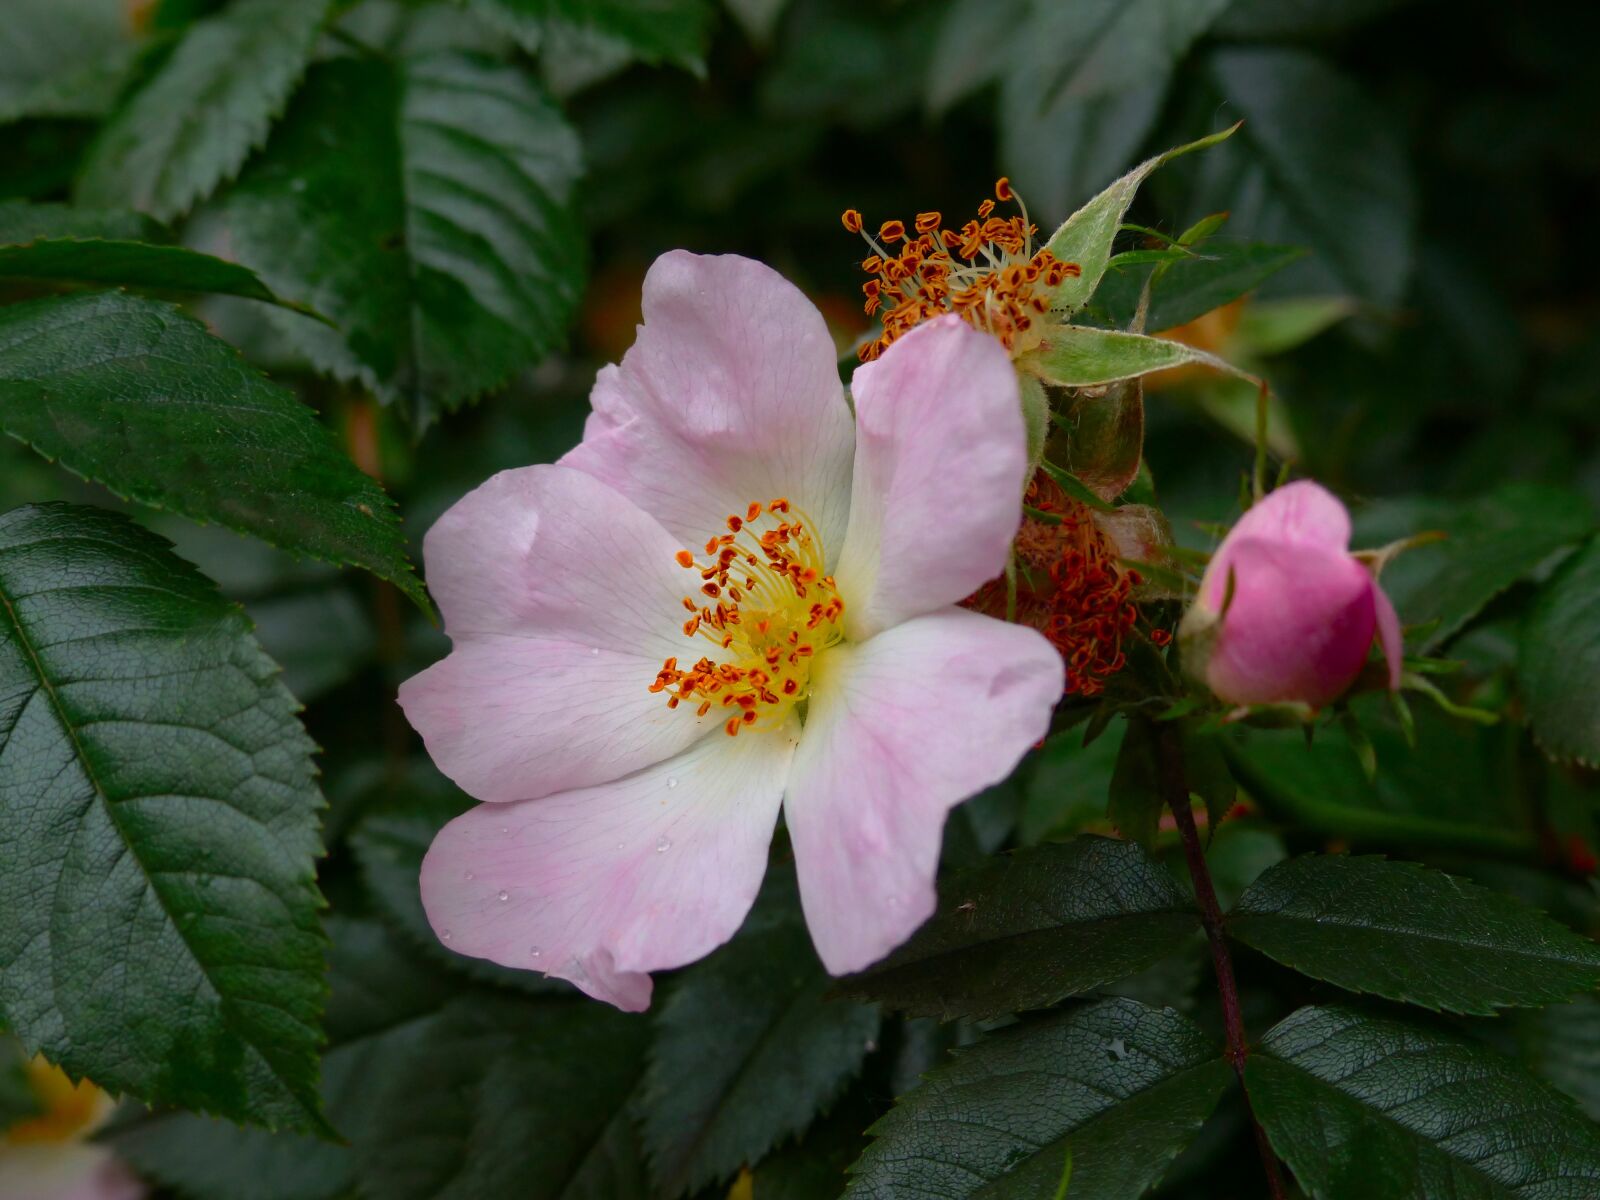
[{"xmin": 1155, "ymin": 721, "xmax": 1288, "ymax": 1200}]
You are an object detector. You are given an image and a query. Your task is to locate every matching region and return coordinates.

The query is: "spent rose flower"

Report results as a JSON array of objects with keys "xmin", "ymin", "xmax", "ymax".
[
  {"xmin": 0, "ymin": 1057, "xmax": 144, "ymax": 1200},
  {"xmin": 1179, "ymin": 479, "xmax": 1402, "ymax": 708},
  {"xmin": 399, "ymin": 251, "xmax": 1064, "ymax": 1010}
]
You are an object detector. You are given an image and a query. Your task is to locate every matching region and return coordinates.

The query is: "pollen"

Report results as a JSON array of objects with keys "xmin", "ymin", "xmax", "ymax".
[
  {"xmin": 842, "ymin": 179, "xmax": 1081, "ymax": 362},
  {"xmin": 967, "ymin": 471, "xmax": 1139, "ymax": 698},
  {"xmin": 650, "ymin": 500, "xmax": 845, "ymax": 736}
]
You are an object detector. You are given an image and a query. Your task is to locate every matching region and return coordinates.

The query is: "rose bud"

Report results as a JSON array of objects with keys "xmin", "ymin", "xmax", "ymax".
[{"xmin": 1179, "ymin": 480, "xmax": 1401, "ymax": 708}]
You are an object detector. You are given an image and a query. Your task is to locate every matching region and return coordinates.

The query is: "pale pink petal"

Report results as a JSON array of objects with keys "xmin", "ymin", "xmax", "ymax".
[
  {"xmin": 420, "ymin": 725, "xmax": 798, "ymax": 1010},
  {"xmin": 1219, "ymin": 479, "xmax": 1352, "ymax": 562},
  {"xmin": 1205, "ymin": 537, "xmax": 1378, "ymax": 708},
  {"xmin": 419, "ymin": 463, "xmax": 689, "ymax": 651},
  {"xmin": 783, "ymin": 609, "xmax": 1062, "ymax": 974},
  {"xmin": 402, "ymin": 465, "xmax": 714, "ymax": 802},
  {"xmin": 833, "ymin": 317, "xmax": 1027, "ymax": 641},
  {"xmin": 398, "ymin": 637, "xmax": 711, "ymax": 803},
  {"xmin": 1373, "ymin": 579, "xmax": 1404, "ymax": 690},
  {"xmin": 561, "ymin": 252, "xmax": 856, "ymax": 561},
  {"xmin": 0, "ymin": 1145, "xmax": 144, "ymax": 1200}
]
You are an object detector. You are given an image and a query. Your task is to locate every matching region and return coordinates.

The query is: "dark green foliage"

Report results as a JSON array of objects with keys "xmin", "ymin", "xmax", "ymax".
[
  {"xmin": 845, "ymin": 997, "xmax": 1230, "ymax": 1199},
  {"xmin": 1091, "ymin": 242, "xmax": 1308, "ymax": 333},
  {"xmin": 1519, "ymin": 536, "xmax": 1600, "ymax": 764},
  {"xmin": 640, "ymin": 873, "xmax": 879, "ymax": 1197},
  {"xmin": 75, "ymin": 0, "xmax": 334, "ymax": 219},
  {"xmin": 0, "ymin": 503, "xmax": 327, "ymax": 1131},
  {"xmin": 1249, "ymin": 1005, "xmax": 1600, "ymax": 1199},
  {"xmin": 0, "ymin": 1036, "xmax": 41, "ymax": 1127},
  {"xmin": 0, "ymin": 291, "xmax": 424, "ymax": 607},
  {"xmin": 0, "ymin": 237, "xmax": 285, "ymax": 303},
  {"xmin": 216, "ymin": 51, "xmax": 585, "ymax": 426},
  {"xmin": 1355, "ymin": 485, "xmax": 1594, "ymax": 652},
  {"xmin": 1228, "ymin": 855, "xmax": 1600, "ymax": 1014},
  {"xmin": 840, "ymin": 836, "xmax": 1200, "ymax": 1019}
]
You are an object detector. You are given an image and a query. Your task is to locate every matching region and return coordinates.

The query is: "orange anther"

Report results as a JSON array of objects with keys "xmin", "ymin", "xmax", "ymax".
[
  {"xmin": 841, "ymin": 209, "xmax": 863, "ymax": 234},
  {"xmin": 746, "ymin": 501, "xmax": 762, "ymax": 522},
  {"xmin": 727, "ymin": 515, "xmax": 743, "ymax": 533},
  {"xmin": 995, "ymin": 177, "xmax": 1014, "ymax": 201},
  {"xmin": 674, "ymin": 549, "xmax": 694, "ymax": 568},
  {"xmin": 915, "ymin": 211, "xmax": 941, "ymax": 234},
  {"xmin": 878, "ymin": 220, "xmax": 906, "ymax": 244}
]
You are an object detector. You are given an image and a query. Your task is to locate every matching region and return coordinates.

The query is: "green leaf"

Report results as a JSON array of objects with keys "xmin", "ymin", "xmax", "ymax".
[
  {"xmin": 723, "ymin": 0, "xmax": 792, "ymax": 46},
  {"xmin": 0, "ymin": 503, "xmax": 328, "ymax": 1131},
  {"xmin": 1215, "ymin": 0, "xmax": 1416, "ymax": 38},
  {"xmin": 1042, "ymin": 125, "xmax": 1240, "ymax": 314},
  {"xmin": 218, "ymin": 52, "xmax": 584, "ymax": 426},
  {"xmin": 640, "ymin": 872, "xmax": 879, "ymax": 1197},
  {"xmin": 926, "ymin": 0, "xmax": 1028, "ymax": 113},
  {"xmin": 1090, "ymin": 242, "xmax": 1308, "ymax": 333},
  {"xmin": 1192, "ymin": 48, "xmax": 1415, "ymax": 306},
  {"xmin": 0, "ymin": 0, "xmax": 145, "ymax": 123},
  {"xmin": 1032, "ymin": 0, "xmax": 1232, "ymax": 110},
  {"xmin": 75, "ymin": 0, "xmax": 333, "ymax": 220},
  {"xmin": 1354, "ymin": 484, "xmax": 1594, "ymax": 652},
  {"xmin": 1019, "ymin": 325, "xmax": 1256, "ymax": 389},
  {"xmin": 1229, "ymin": 855, "xmax": 1600, "ymax": 1014},
  {"xmin": 350, "ymin": 809, "xmax": 567, "ymax": 995},
  {"xmin": 1249, "ymin": 1004, "xmax": 1600, "ymax": 1199},
  {"xmin": 0, "ymin": 238, "xmax": 290, "ymax": 305},
  {"xmin": 747, "ymin": 1091, "xmax": 875, "ymax": 1200},
  {"xmin": 0, "ymin": 1036, "xmax": 41, "ymax": 1129},
  {"xmin": 838, "ymin": 836, "xmax": 1200, "ymax": 1019},
  {"xmin": 108, "ymin": 916, "xmax": 460, "ymax": 1200},
  {"xmin": 466, "ymin": 0, "xmax": 715, "ymax": 73},
  {"xmin": 0, "ymin": 290, "xmax": 425, "ymax": 610},
  {"xmin": 844, "ymin": 997, "xmax": 1230, "ymax": 1200},
  {"xmin": 1507, "ymin": 995, "xmax": 1600, "ymax": 1122},
  {"xmin": 1000, "ymin": 79, "xmax": 1166, "ymax": 227},
  {"xmin": 1520, "ymin": 536, "xmax": 1600, "ymax": 764},
  {"xmin": 1108, "ymin": 715, "xmax": 1162, "ymax": 847},
  {"xmin": 0, "ymin": 200, "xmax": 160, "ymax": 244},
  {"xmin": 1020, "ymin": 720, "xmax": 1125, "ymax": 843},
  {"xmin": 358, "ymin": 994, "xmax": 652, "ymax": 1200}
]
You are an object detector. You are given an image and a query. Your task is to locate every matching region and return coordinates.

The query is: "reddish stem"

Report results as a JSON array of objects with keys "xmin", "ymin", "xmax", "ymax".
[{"xmin": 1155, "ymin": 720, "xmax": 1288, "ymax": 1200}]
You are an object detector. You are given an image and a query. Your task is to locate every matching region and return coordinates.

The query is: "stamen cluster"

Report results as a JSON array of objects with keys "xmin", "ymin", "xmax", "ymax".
[
  {"xmin": 650, "ymin": 499, "xmax": 844, "ymax": 736},
  {"xmin": 842, "ymin": 179, "xmax": 1081, "ymax": 362},
  {"xmin": 969, "ymin": 473, "xmax": 1144, "ymax": 697}
]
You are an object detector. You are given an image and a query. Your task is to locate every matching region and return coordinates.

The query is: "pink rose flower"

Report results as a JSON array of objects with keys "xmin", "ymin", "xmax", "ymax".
[
  {"xmin": 399, "ymin": 252, "xmax": 1063, "ymax": 1010},
  {"xmin": 1181, "ymin": 479, "xmax": 1402, "ymax": 708}
]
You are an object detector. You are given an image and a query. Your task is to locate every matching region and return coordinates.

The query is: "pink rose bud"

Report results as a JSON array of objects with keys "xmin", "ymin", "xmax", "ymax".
[{"xmin": 1179, "ymin": 480, "xmax": 1402, "ymax": 708}]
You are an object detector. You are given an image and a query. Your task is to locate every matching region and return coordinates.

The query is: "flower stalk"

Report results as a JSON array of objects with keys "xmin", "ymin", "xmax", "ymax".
[{"xmin": 1154, "ymin": 719, "xmax": 1288, "ymax": 1200}]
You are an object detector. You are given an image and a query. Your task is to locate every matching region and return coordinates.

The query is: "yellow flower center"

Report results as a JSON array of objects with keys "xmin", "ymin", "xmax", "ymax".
[
  {"xmin": 650, "ymin": 499, "xmax": 845, "ymax": 736},
  {"xmin": 5, "ymin": 1058, "xmax": 109, "ymax": 1146}
]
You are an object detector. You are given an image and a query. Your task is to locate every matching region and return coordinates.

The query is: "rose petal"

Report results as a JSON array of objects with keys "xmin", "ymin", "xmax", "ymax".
[
  {"xmin": 0, "ymin": 1145, "xmax": 145, "ymax": 1200},
  {"xmin": 419, "ymin": 463, "xmax": 692, "ymax": 651},
  {"xmin": 561, "ymin": 251, "xmax": 856, "ymax": 561},
  {"xmin": 783, "ymin": 609, "xmax": 1062, "ymax": 974},
  {"xmin": 401, "ymin": 464, "xmax": 718, "ymax": 802},
  {"xmin": 420, "ymin": 724, "xmax": 798, "ymax": 1010},
  {"xmin": 1206, "ymin": 480, "xmax": 1352, "ymax": 610},
  {"xmin": 1206, "ymin": 537, "xmax": 1378, "ymax": 708},
  {"xmin": 833, "ymin": 317, "xmax": 1026, "ymax": 640},
  {"xmin": 398, "ymin": 637, "xmax": 711, "ymax": 803},
  {"xmin": 1373, "ymin": 578, "xmax": 1404, "ymax": 690}
]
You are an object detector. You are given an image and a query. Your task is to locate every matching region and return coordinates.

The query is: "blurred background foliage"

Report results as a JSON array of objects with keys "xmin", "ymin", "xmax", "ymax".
[{"xmin": 2, "ymin": 0, "xmax": 1599, "ymax": 1197}]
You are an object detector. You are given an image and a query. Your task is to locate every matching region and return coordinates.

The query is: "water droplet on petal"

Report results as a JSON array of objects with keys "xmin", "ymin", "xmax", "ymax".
[
  {"xmin": 886, "ymin": 895, "xmax": 901, "ymax": 909},
  {"xmin": 464, "ymin": 871, "xmax": 474, "ymax": 881},
  {"xmin": 655, "ymin": 836, "xmax": 671, "ymax": 853},
  {"xmin": 530, "ymin": 946, "xmax": 541, "ymax": 959},
  {"xmin": 498, "ymin": 826, "xmax": 509, "ymax": 836},
  {"xmin": 440, "ymin": 929, "xmax": 452, "ymax": 941},
  {"xmin": 496, "ymin": 889, "xmax": 509, "ymax": 902},
  {"xmin": 666, "ymin": 776, "xmax": 679, "ymax": 790},
  {"xmin": 590, "ymin": 646, "xmax": 600, "ymax": 656},
  {"xmin": 616, "ymin": 841, "xmax": 625, "ymax": 850}
]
